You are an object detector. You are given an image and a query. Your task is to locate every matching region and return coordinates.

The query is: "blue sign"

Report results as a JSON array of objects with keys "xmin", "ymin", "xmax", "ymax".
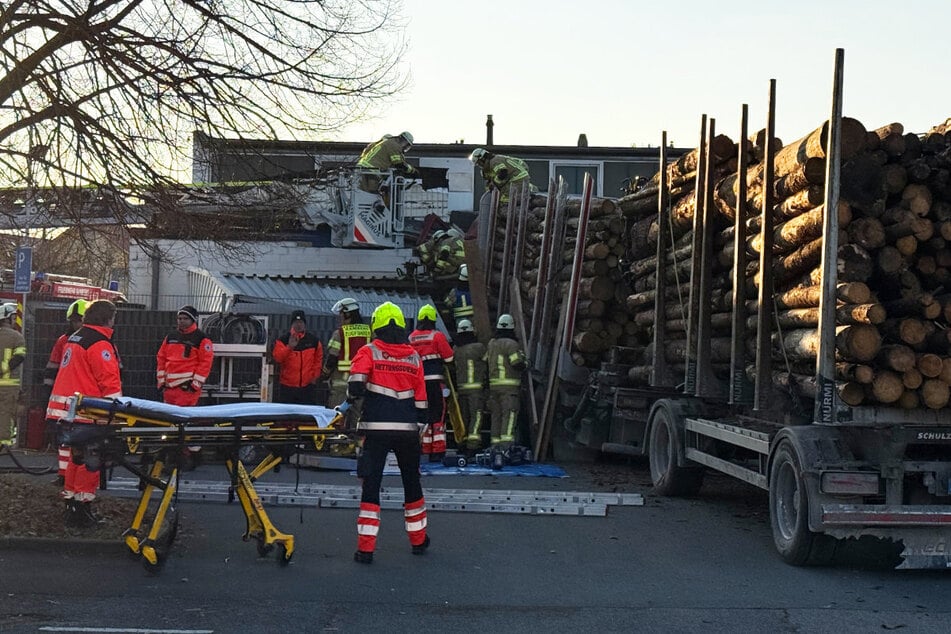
[{"xmin": 13, "ymin": 246, "xmax": 32, "ymax": 293}]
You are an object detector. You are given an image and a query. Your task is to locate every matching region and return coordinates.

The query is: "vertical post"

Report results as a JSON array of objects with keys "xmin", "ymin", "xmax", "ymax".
[
  {"xmin": 561, "ymin": 173, "xmax": 595, "ymax": 353},
  {"xmin": 685, "ymin": 115, "xmax": 708, "ymax": 394},
  {"xmin": 498, "ymin": 186, "xmax": 517, "ymax": 315},
  {"xmin": 695, "ymin": 118, "xmax": 720, "ymax": 397},
  {"xmin": 536, "ymin": 180, "xmax": 569, "ymax": 371},
  {"xmin": 730, "ymin": 105, "xmax": 752, "ymax": 405},
  {"xmin": 511, "ymin": 181, "xmax": 531, "ymax": 309},
  {"xmin": 651, "ymin": 133, "xmax": 670, "ymax": 387},
  {"xmin": 815, "ymin": 48, "xmax": 845, "ymax": 424},
  {"xmin": 483, "ymin": 189, "xmax": 500, "ymax": 319},
  {"xmin": 529, "ymin": 179, "xmax": 557, "ymax": 355},
  {"xmin": 754, "ymin": 80, "xmax": 778, "ymax": 411}
]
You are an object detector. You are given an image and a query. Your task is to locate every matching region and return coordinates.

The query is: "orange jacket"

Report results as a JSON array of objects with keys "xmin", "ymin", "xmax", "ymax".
[
  {"xmin": 156, "ymin": 323, "xmax": 214, "ymax": 391},
  {"xmin": 47, "ymin": 325, "xmax": 122, "ymax": 423},
  {"xmin": 409, "ymin": 328, "xmax": 454, "ymax": 381},
  {"xmin": 272, "ymin": 331, "xmax": 323, "ymax": 388}
]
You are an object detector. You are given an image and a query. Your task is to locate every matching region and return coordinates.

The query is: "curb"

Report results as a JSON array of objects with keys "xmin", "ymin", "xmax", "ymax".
[{"xmin": 0, "ymin": 536, "xmax": 124, "ymax": 556}]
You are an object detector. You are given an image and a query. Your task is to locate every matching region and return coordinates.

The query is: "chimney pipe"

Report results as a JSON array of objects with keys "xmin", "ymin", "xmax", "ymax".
[
  {"xmin": 577, "ymin": 133, "xmax": 588, "ymax": 148},
  {"xmin": 486, "ymin": 114, "xmax": 494, "ymax": 146}
]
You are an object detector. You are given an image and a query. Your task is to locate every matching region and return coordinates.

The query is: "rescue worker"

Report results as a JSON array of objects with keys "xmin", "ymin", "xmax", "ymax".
[
  {"xmin": 156, "ymin": 305, "xmax": 214, "ymax": 407},
  {"xmin": 356, "ymin": 131, "xmax": 417, "ymax": 193},
  {"xmin": 0, "ymin": 303, "xmax": 25, "ymax": 447},
  {"xmin": 271, "ymin": 309, "xmax": 323, "ymax": 404},
  {"xmin": 348, "ymin": 301, "xmax": 429, "ymax": 564},
  {"xmin": 321, "ymin": 298, "xmax": 371, "ymax": 425},
  {"xmin": 469, "ymin": 147, "xmax": 536, "ymax": 204},
  {"xmin": 443, "ymin": 264, "xmax": 474, "ymax": 329},
  {"xmin": 432, "ymin": 230, "xmax": 466, "ymax": 279},
  {"xmin": 484, "ymin": 314, "xmax": 526, "ymax": 451},
  {"xmin": 45, "ymin": 299, "xmax": 87, "ymax": 483},
  {"xmin": 46, "ymin": 299, "xmax": 122, "ymax": 528},
  {"xmin": 452, "ymin": 319, "xmax": 488, "ymax": 454},
  {"xmin": 409, "ymin": 304, "xmax": 454, "ymax": 461}
]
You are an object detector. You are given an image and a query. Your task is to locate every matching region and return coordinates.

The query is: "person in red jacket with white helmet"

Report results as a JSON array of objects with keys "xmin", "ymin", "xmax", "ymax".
[
  {"xmin": 409, "ymin": 304, "xmax": 454, "ymax": 461},
  {"xmin": 46, "ymin": 300, "xmax": 122, "ymax": 528},
  {"xmin": 156, "ymin": 305, "xmax": 214, "ymax": 407},
  {"xmin": 348, "ymin": 301, "xmax": 429, "ymax": 564}
]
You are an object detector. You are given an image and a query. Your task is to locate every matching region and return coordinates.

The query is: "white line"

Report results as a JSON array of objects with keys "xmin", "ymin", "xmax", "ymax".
[{"xmin": 39, "ymin": 628, "xmax": 214, "ymax": 633}]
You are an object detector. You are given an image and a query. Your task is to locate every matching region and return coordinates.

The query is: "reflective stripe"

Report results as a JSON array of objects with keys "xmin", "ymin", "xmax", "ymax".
[
  {"xmin": 423, "ymin": 373, "xmax": 445, "ymax": 381},
  {"xmin": 357, "ymin": 524, "xmax": 379, "ymax": 536},
  {"xmin": 357, "ymin": 421, "xmax": 420, "ymax": 432},
  {"xmin": 490, "ymin": 379, "xmax": 521, "ymax": 387},
  {"xmin": 366, "ymin": 383, "xmax": 416, "ymax": 400},
  {"xmin": 405, "ymin": 517, "xmax": 427, "ymax": 532},
  {"xmin": 349, "ymin": 372, "xmax": 368, "ymax": 382}
]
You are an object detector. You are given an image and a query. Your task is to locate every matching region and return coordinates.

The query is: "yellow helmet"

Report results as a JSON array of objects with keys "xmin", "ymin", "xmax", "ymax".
[
  {"xmin": 417, "ymin": 304, "xmax": 438, "ymax": 322},
  {"xmin": 67, "ymin": 299, "xmax": 88, "ymax": 320},
  {"xmin": 372, "ymin": 301, "xmax": 406, "ymax": 332}
]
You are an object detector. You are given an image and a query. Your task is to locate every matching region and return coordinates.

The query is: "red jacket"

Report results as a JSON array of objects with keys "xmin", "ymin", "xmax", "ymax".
[
  {"xmin": 44, "ymin": 333, "xmax": 69, "ymax": 386},
  {"xmin": 46, "ymin": 325, "xmax": 122, "ymax": 423},
  {"xmin": 349, "ymin": 340, "xmax": 427, "ymax": 432},
  {"xmin": 272, "ymin": 331, "xmax": 323, "ymax": 388},
  {"xmin": 156, "ymin": 323, "xmax": 214, "ymax": 391},
  {"xmin": 409, "ymin": 328, "xmax": 454, "ymax": 381}
]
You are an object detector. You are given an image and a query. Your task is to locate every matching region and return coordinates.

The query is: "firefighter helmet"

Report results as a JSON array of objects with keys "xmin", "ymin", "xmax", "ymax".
[
  {"xmin": 0, "ymin": 303, "xmax": 18, "ymax": 321},
  {"xmin": 66, "ymin": 299, "xmax": 88, "ymax": 320},
  {"xmin": 458, "ymin": 264, "xmax": 468, "ymax": 282},
  {"xmin": 456, "ymin": 319, "xmax": 474, "ymax": 333},
  {"xmin": 497, "ymin": 314, "xmax": 515, "ymax": 330},
  {"xmin": 372, "ymin": 301, "xmax": 406, "ymax": 331},
  {"xmin": 399, "ymin": 131, "xmax": 414, "ymax": 147},
  {"xmin": 469, "ymin": 148, "xmax": 487, "ymax": 163},
  {"xmin": 332, "ymin": 297, "xmax": 359, "ymax": 314},
  {"xmin": 417, "ymin": 304, "xmax": 438, "ymax": 322}
]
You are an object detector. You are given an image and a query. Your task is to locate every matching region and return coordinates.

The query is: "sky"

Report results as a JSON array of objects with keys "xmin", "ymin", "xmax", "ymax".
[{"xmin": 335, "ymin": 0, "xmax": 951, "ymax": 149}]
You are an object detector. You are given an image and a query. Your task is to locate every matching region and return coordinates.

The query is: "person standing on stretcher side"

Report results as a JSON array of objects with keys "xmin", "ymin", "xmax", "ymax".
[
  {"xmin": 46, "ymin": 300, "xmax": 122, "ymax": 528},
  {"xmin": 347, "ymin": 302, "xmax": 430, "ymax": 565}
]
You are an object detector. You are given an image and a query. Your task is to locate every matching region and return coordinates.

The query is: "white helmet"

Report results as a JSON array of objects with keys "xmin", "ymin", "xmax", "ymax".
[
  {"xmin": 456, "ymin": 319, "xmax": 474, "ymax": 333},
  {"xmin": 0, "ymin": 303, "xmax": 17, "ymax": 321},
  {"xmin": 497, "ymin": 314, "xmax": 515, "ymax": 330},
  {"xmin": 469, "ymin": 148, "xmax": 487, "ymax": 163},
  {"xmin": 399, "ymin": 131, "xmax": 414, "ymax": 147},
  {"xmin": 459, "ymin": 264, "xmax": 468, "ymax": 282},
  {"xmin": 332, "ymin": 297, "xmax": 359, "ymax": 314}
]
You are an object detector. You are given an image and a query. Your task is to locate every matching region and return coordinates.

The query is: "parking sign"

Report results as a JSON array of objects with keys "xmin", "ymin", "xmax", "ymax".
[{"xmin": 14, "ymin": 246, "xmax": 32, "ymax": 293}]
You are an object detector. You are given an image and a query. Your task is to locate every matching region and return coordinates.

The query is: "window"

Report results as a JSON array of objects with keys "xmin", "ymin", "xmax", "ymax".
[{"xmin": 551, "ymin": 162, "xmax": 602, "ymax": 196}]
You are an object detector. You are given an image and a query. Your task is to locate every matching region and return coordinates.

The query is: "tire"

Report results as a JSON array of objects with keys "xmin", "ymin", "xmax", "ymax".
[
  {"xmin": 648, "ymin": 403, "xmax": 703, "ymax": 497},
  {"xmin": 769, "ymin": 440, "xmax": 836, "ymax": 566}
]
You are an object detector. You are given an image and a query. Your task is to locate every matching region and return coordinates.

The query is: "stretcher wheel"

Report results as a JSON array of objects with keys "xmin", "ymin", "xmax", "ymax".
[
  {"xmin": 256, "ymin": 536, "xmax": 274, "ymax": 557},
  {"xmin": 141, "ymin": 546, "xmax": 166, "ymax": 574},
  {"xmin": 277, "ymin": 543, "xmax": 292, "ymax": 566}
]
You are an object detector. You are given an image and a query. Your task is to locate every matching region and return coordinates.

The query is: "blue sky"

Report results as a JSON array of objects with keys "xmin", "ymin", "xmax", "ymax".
[{"xmin": 336, "ymin": 0, "xmax": 951, "ymax": 148}]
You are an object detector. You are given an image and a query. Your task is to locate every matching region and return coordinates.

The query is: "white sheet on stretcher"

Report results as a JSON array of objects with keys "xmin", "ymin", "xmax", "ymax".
[{"xmin": 77, "ymin": 396, "xmax": 339, "ymax": 427}]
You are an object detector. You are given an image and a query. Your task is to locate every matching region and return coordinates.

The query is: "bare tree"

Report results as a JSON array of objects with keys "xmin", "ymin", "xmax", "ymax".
[{"xmin": 0, "ymin": 0, "xmax": 407, "ymax": 253}]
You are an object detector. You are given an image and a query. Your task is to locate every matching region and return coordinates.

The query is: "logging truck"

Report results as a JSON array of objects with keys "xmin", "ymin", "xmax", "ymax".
[{"xmin": 563, "ymin": 50, "xmax": 951, "ymax": 568}]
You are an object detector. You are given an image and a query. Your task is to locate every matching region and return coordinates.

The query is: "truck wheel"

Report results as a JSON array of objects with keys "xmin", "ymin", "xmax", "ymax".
[
  {"xmin": 648, "ymin": 403, "xmax": 703, "ymax": 496},
  {"xmin": 769, "ymin": 440, "xmax": 836, "ymax": 566}
]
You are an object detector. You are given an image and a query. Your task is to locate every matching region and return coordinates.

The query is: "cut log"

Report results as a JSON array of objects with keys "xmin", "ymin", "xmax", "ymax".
[
  {"xmin": 878, "ymin": 344, "xmax": 917, "ymax": 372},
  {"xmin": 921, "ymin": 379, "xmax": 951, "ymax": 409},
  {"xmin": 917, "ymin": 353, "xmax": 944, "ymax": 378},
  {"xmin": 837, "ymin": 362, "xmax": 875, "ymax": 384},
  {"xmin": 902, "ymin": 368, "xmax": 923, "ymax": 390},
  {"xmin": 871, "ymin": 371, "xmax": 903, "ymax": 404}
]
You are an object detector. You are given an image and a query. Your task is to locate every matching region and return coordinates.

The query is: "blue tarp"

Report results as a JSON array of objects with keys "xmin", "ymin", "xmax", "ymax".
[{"xmin": 418, "ymin": 461, "xmax": 567, "ymax": 478}]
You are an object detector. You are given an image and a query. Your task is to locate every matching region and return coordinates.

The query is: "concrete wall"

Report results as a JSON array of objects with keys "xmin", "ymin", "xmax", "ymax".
[{"xmin": 129, "ymin": 239, "xmax": 414, "ymax": 310}]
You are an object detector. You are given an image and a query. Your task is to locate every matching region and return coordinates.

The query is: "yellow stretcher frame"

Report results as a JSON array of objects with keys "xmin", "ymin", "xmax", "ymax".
[
  {"xmin": 444, "ymin": 373, "xmax": 467, "ymax": 444},
  {"xmin": 68, "ymin": 395, "xmax": 345, "ymax": 573}
]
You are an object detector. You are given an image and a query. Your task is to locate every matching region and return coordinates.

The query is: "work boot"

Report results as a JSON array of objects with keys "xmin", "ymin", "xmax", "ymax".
[
  {"xmin": 64, "ymin": 500, "xmax": 84, "ymax": 528},
  {"xmin": 353, "ymin": 550, "xmax": 374, "ymax": 565},
  {"xmin": 411, "ymin": 535, "xmax": 430, "ymax": 555},
  {"xmin": 78, "ymin": 502, "xmax": 104, "ymax": 526}
]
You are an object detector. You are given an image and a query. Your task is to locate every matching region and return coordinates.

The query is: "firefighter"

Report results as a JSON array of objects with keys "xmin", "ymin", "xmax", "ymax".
[
  {"xmin": 409, "ymin": 304, "xmax": 454, "ymax": 461},
  {"xmin": 356, "ymin": 131, "xmax": 417, "ymax": 193},
  {"xmin": 432, "ymin": 231, "xmax": 466, "ymax": 279},
  {"xmin": 469, "ymin": 147, "xmax": 536, "ymax": 204},
  {"xmin": 0, "ymin": 303, "xmax": 25, "ymax": 447},
  {"xmin": 156, "ymin": 305, "xmax": 214, "ymax": 407},
  {"xmin": 348, "ymin": 301, "xmax": 429, "ymax": 564},
  {"xmin": 443, "ymin": 263, "xmax": 474, "ymax": 329},
  {"xmin": 452, "ymin": 319, "xmax": 488, "ymax": 454},
  {"xmin": 484, "ymin": 313, "xmax": 526, "ymax": 451},
  {"xmin": 46, "ymin": 299, "xmax": 87, "ymax": 483},
  {"xmin": 271, "ymin": 309, "xmax": 323, "ymax": 404},
  {"xmin": 46, "ymin": 299, "xmax": 122, "ymax": 528},
  {"xmin": 321, "ymin": 298, "xmax": 371, "ymax": 425}
]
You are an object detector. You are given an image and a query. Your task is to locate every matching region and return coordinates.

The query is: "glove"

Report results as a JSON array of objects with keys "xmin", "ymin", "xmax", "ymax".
[
  {"xmin": 335, "ymin": 400, "xmax": 352, "ymax": 414},
  {"xmin": 442, "ymin": 387, "xmax": 450, "ymax": 398}
]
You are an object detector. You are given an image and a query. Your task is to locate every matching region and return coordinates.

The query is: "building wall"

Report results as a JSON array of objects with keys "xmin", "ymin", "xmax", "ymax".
[{"xmin": 128, "ymin": 239, "xmax": 414, "ymax": 310}]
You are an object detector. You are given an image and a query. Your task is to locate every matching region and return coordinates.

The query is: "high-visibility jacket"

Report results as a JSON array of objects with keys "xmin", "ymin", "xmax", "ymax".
[
  {"xmin": 484, "ymin": 336, "xmax": 526, "ymax": 388},
  {"xmin": 45, "ymin": 333, "xmax": 70, "ymax": 386},
  {"xmin": 481, "ymin": 155, "xmax": 530, "ymax": 196},
  {"xmin": 349, "ymin": 340, "xmax": 427, "ymax": 432},
  {"xmin": 325, "ymin": 322, "xmax": 372, "ymax": 375},
  {"xmin": 272, "ymin": 331, "xmax": 323, "ymax": 388},
  {"xmin": 47, "ymin": 325, "xmax": 122, "ymax": 423},
  {"xmin": 444, "ymin": 286, "xmax": 474, "ymax": 322},
  {"xmin": 0, "ymin": 324, "xmax": 25, "ymax": 387},
  {"xmin": 357, "ymin": 137, "xmax": 415, "ymax": 173},
  {"xmin": 156, "ymin": 323, "xmax": 214, "ymax": 391},
  {"xmin": 453, "ymin": 341, "xmax": 487, "ymax": 392},
  {"xmin": 408, "ymin": 328, "xmax": 454, "ymax": 381}
]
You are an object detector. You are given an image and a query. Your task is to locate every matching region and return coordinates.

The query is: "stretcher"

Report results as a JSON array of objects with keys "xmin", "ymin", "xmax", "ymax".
[{"xmin": 60, "ymin": 394, "xmax": 346, "ymax": 572}]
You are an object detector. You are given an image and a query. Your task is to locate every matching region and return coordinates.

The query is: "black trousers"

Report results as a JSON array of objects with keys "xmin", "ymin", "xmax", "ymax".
[
  {"xmin": 358, "ymin": 430, "xmax": 423, "ymax": 505},
  {"xmin": 275, "ymin": 383, "xmax": 317, "ymax": 404}
]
